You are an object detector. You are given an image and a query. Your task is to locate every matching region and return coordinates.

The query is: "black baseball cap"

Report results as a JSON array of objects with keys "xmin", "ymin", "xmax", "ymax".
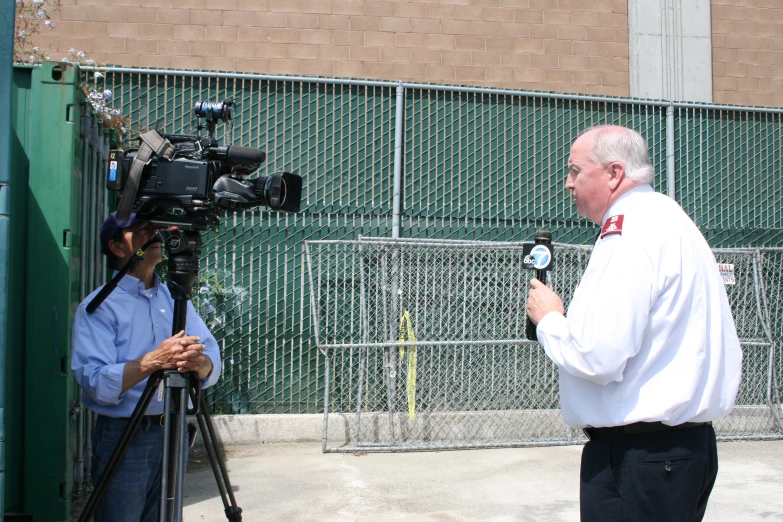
[{"xmin": 100, "ymin": 211, "xmax": 144, "ymax": 254}]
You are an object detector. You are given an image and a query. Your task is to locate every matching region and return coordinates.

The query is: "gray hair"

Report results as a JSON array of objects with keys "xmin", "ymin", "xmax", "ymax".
[{"xmin": 579, "ymin": 125, "xmax": 655, "ymax": 184}]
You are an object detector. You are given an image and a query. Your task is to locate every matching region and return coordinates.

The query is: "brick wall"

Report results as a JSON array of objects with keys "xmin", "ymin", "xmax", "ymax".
[
  {"xmin": 712, "ymin": 0, "xmax": 783, "ymax": 107},
  {"xmin": 33, "ymin": 0, "xmax": 630, "ymax": 96}
]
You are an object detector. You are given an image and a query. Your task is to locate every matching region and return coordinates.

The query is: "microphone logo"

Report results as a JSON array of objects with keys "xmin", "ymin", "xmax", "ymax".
[{"xmin": 529, "ymin": 245, "xmax": 552, "ymax": 270}]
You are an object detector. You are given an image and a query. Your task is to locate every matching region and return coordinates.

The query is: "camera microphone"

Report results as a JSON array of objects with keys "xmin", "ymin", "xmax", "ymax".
[
  {"xmin": 227, "ymin": 146, "xmax": 266, "ymax": 166},
  {"xmin": 525, "ymin": 229, "xmax": 553, "ymax": 341}
]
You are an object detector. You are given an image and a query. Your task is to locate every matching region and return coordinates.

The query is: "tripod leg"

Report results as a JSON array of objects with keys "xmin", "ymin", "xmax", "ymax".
[
  {"xmin": 160, "ymin": 371, "xmax": 190, "ymax": 522},
  {"xmin": 78, "ymin": 373, "xmax": 163, "ymax": 522},
  {"xmin": 190, "ymin": 388, "xmax": 243, "ymax": 521}
]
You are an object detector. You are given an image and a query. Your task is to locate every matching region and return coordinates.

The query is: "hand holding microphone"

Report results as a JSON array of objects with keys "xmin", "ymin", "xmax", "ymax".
[{"xmin": 524, "ymin": 230, "xmax": 556, "ymax": 341}]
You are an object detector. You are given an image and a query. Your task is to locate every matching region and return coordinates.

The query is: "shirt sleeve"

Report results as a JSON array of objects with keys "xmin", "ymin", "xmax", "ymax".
[
  {"xmin": 187, "ymin": 301, "xmax": 222, "ymax": 388},
  {"xmin": 70, "ymin": 303, "xmax": 128, "ymax": 406},
  {"xmin": 536, "ymin": 236, "xmax": 657, "ymax": 385}
]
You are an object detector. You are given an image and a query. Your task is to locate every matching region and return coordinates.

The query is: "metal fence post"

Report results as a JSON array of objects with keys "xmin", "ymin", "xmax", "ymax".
[{"xmin": 666, "ymin": 103, "xmax": 676, "ymax": 200}]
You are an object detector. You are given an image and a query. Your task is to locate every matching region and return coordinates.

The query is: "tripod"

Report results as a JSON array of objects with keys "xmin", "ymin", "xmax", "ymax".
[{"xmin": 80, "ymin": 229, "xmax": 242, "ymax": 522}]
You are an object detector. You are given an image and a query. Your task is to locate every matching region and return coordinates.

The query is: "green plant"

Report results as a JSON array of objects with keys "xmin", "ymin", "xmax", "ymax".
[{"xmin": 14, "ymin": 0, "xmax": 58, "ymax": 64}]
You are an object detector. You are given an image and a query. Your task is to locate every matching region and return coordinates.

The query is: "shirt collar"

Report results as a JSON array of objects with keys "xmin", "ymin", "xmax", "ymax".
[
  {"xmin": 114, "ymin": 271, "xmax": 161, "ymax": 297},
  {"xmin": 601, "ymin": 184, "xmax": 653, "ymax": 227}
]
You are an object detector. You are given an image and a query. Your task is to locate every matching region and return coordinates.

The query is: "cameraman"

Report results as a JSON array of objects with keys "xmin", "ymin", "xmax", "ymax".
[{"xmin": 71, "ymin": 211, "xmax": 222, "ymax": 522}]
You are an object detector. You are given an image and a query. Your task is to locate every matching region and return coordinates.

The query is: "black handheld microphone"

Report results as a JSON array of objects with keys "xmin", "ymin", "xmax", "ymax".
[{"xmin": 525, "ymin": 229, "xmax": 553, "ymax": 341}]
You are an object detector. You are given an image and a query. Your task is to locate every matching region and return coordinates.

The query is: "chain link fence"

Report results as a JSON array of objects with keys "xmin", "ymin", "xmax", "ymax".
[
  {"xmin": 81, "ymin": 67, "xmax": 783, "ymax": 421},
  {"xmin": 307, "ymin": 238, "xmax": 783, "ymax": 451}
]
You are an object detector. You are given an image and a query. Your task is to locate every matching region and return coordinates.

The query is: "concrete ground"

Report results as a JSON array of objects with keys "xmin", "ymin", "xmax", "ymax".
[{"xmin": 183, "ymin": 440, "xmax": 783, "ymax": 522}]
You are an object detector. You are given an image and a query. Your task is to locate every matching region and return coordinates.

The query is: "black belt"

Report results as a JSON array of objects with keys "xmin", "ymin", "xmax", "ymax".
[
  {"xmin": 98, "ymin": 413, "xmax": 165, "ymax": 427},
  {"xmin": 583, "ymin": 421, "xmax": 710, "ymax": 441}
]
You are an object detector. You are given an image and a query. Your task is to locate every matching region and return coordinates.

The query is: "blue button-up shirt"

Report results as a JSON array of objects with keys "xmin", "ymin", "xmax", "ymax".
[{"xmin": 71, "ymin": 273, "xmax": 222, "ymax": 417}]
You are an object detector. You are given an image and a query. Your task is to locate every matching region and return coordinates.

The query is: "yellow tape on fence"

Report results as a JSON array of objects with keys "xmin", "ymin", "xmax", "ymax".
[{"xmin": 398, "ymin": 310, "xmax": 417, "ymax": 419}]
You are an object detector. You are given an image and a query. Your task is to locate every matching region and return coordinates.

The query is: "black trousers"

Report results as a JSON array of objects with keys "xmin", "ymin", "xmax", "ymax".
[{"xmin": 580, "ymin": 423, "xmax": 718, "ymax": 522}]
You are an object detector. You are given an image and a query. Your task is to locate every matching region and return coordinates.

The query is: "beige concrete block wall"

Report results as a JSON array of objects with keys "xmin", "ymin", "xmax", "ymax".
[
  {"xmin": 712, "ymin": 0, "xmax": 783, "ymax": 107},
  {"xmin": 31, "ymin": 0, "xmax": 630, "ymax": 96}
]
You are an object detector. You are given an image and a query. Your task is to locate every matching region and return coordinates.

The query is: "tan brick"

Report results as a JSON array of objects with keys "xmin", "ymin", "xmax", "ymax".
[
  {"xmin": 285, "ymin": 44, "xmax": 320, "ymax": 60},
  {"xmin": 191, "ymin": 41, "xmax": 223, "ymax": 57},
  {"xmin": 395, "ymin": 62, "xmax": 427, "ymax": 79},
  {"xmin": 545, "ymin": 69, "xmax": 571, "ymax": 83},
  {"xmin": 572, "ymin": 10, "xmax": 602, "ymax": 27},
  {"xmin": 530, "ymin": 53, "xmax": 558, "ymax": 68},
  {"xmin": 395, "ymin": 3, "xmax": 426, "ymax": 18},
  {"xmin": 300, "ymin": 30, "xmax": 332, "ymax": 45},
  {"xmin": 746, "ymin": 64, "xmax": 775, "ymax": 79},
  {"xmin": 71, "ymin": 22, "xmax": 108, "ymax": 38},
  {"xmin": 559, "ymin": 26, "xmax": 586, "ymax": 41},
  {"xmin": 600, "ymin": 42, "xmax": 626, "ymax": 57},
  {"xmin": 600, "ymin": 13, "xmax": 627, "ymax": 28},
  {"xmin": 544, "ymin": 39, "xmax": 571, "ymax": 54},
  {"xmin": 318, "ymin": 15, "xmax": 350, "ymax": 31},
  {"xmin": 456, "ymin": 36, "xmax": 485, "ymax": 51},
  {"xmin": 758, "ymin": 51, "xmax": 783, "ymax": 66},
  {"xmin": 350, "ymin": 46, "xmax": 381, "ymax": 62},
  {"xmin": 601, "ymin": 71, "xmax": 626, "ymax": 86},
  {"xmin": 120, "ymin": 7, "xmax": 158, "ymax": 24},
  {"xmin": 123, "ymin": 38, "xmax": 156, "ymax": 55},
  {"xmin": 269, "ymin": 58, "xmax": 303, "ymax": 75},
  {"xmin": 350, "ymin": 16, "xmax": 381, "ymax": 32},
  {"xmin": 614, "ymin": 57, "xmax": 628, "ymax": 72},
  {"xmin": 425, "ymin": 34, "xmax": 456, "ymax": 50},
  {"xmin": 529, "ymin": 24, "xmax": 553, "ymax": 39},
  {"xmin": 455, "ymin": 6, "xmax": 485, "ymax": 20},
  {"xmin": 723, "ymin": 62, "xmax": 747, "ymax": 77},
  {"xmin": 396, "ymin": 33, "xmax": 426, "ymax": 48},
  {"xmin": 334, "ymin": 61, "xmax": 365, "ymax": 78},
  {"xmin": 300, "ymin": 59, "xmax": 335, "ymax": 76},
  {"xmin": 365, "ymin": 2, "xmax": 395, "ymax": 17},
  {"xmin": 442, "ymin": 50, "xmax": 473, "ymax": 65},
  {"xmin": 485, "ymin": 66, "xmax": 515, "ymax": 83},
  {"xmin": 170, "ymin": 56, "xmax": 205, "ymax": 70},
  {"xmin": 157, "ymin": 9, "xmax": 189, "ymax": 24},
  {"xmin": 736, "ymin": 77, "xmax": 760, "ymax": 91},
  {"xmin": 410, "ymin": 48, "xmax": 442, "ymax": 64},
  {"xmin": 573, "ymin": 41, "xmax": 601, "ymax": 56},
  {"xmin": 334, "ymin": 0, "xmax": 365, "ymax": 15},
  {"xmin": 56, "ymin": 5, "xmax": 92, "ymax": 22},
  {"xmin": 333, "ymin": 31, "xmax": 365, "ymax": 46},
  {"xmin": 613, "ymin": 28, "xmax": 626, "ymax": 43},
  {"xmin": 499, "ymin": 0, "xmax": 530, "ymax": 6},
  {"xmin": 573, "ymin": 70, "xmax": 600, "ymax": 85},
  {"xmin": 205, "ymin": 0, "xmax": 238, "ymax": 10},
  {"xmin": 364, "ymin": 31, "xmax": 394, "ymax": 47},
  {"xmin": 485, "ymin": 7, "xmax": 513, "ymax": 21},
  {"xmin": 499, "ymin": 22, "xmax": 528, "ymax": 37},
  {"xmin": 380, "ymin": 17, "xmax": 412, "ymax": 33},
  {"xmin": 585, "ymin": 27, "xmax": 608, "ymax": 42},
  {"xmin": 470, "ymin": 21, "xmax": 502, "ymax": 36},
  {"xmin": 287, "ymin": 13, "xmax": 319, "ymax": 29},
  {"xmin": 587, "ymin": 55, "xmax": 613, "ymax": 70},
  {"xmin": 758, "ymin": 78, "xmax": 783, "ymax": 91},
  {"xmin": 425, "ymin": 64, "xmax": 456, "ymax": 81},
  {"xmin": 559, "ymin": 54, "xmax": 588, "ymax": 70},
  {"xmin": 747, "ymin": 35, "xmax": 772, "ymax": 51},
  {"xmin": 486, "ymin": 37, "xmax": 515, "ymax": 52},
  {"xmin": 441, "ymin": 19, "xmax": 472, "ymax": 35},
  {"xmin": 501, "ymin": 52, "xmax": 530, "ymax": 67},
  {"xmin": 471, "ymin": 0, "xmax": 500, "ymax": 7},
  {"xmin": 715, "ymin": 91, "xmax": 751, "ymax": 106},
  {"xmin": 237, "ymin": 57, "xmax": 271, "ymax": 72},
  {"xmin": 318, "ymin": 45, "xmax": 350, "ymax": 61},
  {"xmin": 472, "ymin": 52, "xmax": 501, "ymax": 66},
  {"xmin": 237, "ymin": 27, "xmax": 272, "ymax": 42},
  {"xmin": 236, "ymin": 0, "xmax": 270, "ymax": 11},
  {"xmin": 425, "ymin": 4, "xmax": 456, "ymax": 19},
  {"xmin": 173, "ymin": 25, "xmax": 206, "ymax": 41},
  {"xmin": 206, "ymin": 26, "xmax": 238, "ymax": 42},
  {"xmin": 270, "ymin": 28, "xmax": 302, "ymax": 44},
  {"xmin": 106, "ymin": 23, "xmax": 141, "ymax": 39},
  {"xmin": 158, "ymin": 39, "xmax": 190, "ymax": 55},
  {"xmin": 140, "ymin": 54, "xmax": 174, "ymax": 68},
  {"xmin": 253, "ymin": 12, "xmax": 288, "ymax": 27},
  {"xmin": 411, "ymin": 19, "xmax": 442, "ymax": 33},
  {"xmin": 381, "ymin": 47, "xmax": 412, "ymax": 63},
  {"xmin": 455, "ymin": 65, "xmax": 485, "ymax": 81},
  {"xmin": 180, "ymin": 0, "xmax": 206, "ymax": 8},
  {"xmin": 514, "ymin": 9, "xmax": 543, "ymax": 23},
  {"xmin": 91, "ymin": 37, "xmax": 126, "ymax": 54},
  {"xmin": 221, "ymin": 42, "xmax": 257, "ymax": 58},
  {"xmin": 558, "ymin": 0, "xmax": 587, "ymax": 9},
  {"xmin": 364, "ymin": 62, "xmax": 396, "ymax": 78},
  {"xmin": 515, "ymin": 38, "xmax": 544, "ymax": 53},
  {"xmin": 513, "ymin": 67, "xmax": 546, "ymax": 83},
  {"xmin": 736, "ymin": 50, "xmax": 760, "ymax": 64},
  {"xmin": 543, "ymin": 10, "xmax": 570, "ymax": 25}
]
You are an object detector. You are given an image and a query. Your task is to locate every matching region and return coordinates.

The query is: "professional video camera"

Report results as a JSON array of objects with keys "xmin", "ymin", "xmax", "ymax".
[{"xmin": 106, "ymin": 99, "xmax": 302, "ymax": 230}]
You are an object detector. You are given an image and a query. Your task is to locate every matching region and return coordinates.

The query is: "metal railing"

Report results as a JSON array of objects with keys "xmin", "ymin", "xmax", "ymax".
[{"xmin": 306, "ymin": 238, "xmax": 783, "ymax": 452}]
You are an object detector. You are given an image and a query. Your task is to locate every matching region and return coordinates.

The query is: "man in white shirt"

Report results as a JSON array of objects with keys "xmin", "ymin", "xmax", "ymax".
[{"xmin": 526, "ymin": 125, "xmax": 742, "ymax": 521}]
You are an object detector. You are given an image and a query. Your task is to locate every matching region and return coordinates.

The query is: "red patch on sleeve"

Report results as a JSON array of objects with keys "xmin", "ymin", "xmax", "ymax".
[{"xmin": 600, "ymin": 215, "xmax": 624, "ymax": 238}]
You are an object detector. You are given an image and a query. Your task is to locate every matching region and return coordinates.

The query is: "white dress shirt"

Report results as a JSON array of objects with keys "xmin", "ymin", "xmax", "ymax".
[{"xmin": 537, "ymin": 184, "xmax": 742, "ymax": 429}]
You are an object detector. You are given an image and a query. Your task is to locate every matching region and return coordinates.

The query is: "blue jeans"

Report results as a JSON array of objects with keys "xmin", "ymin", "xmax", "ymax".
[{"xmin": 91, "ymin": 415, "xmax": 164, "ymax": 522}]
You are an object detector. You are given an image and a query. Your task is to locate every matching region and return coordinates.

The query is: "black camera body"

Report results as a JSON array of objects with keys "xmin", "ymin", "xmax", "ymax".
[{"xmin": 107, "ymin": 99, "xmax": 302, "ymax": 230}]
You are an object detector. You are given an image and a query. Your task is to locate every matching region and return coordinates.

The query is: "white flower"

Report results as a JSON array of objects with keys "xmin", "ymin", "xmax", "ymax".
[
  {"xmin": 103, "ymin": 89, "xmax": 112, "ymax": 99},
  {"xmin": 37, "ymin": 8, "xmax": 45, "ymax": 17},
  {"xmin": 61, "ymin": 57, "xmax": 68, "ymax": 62},
  {"xmin": 34, "ymin": 0, "xmax": 45, "ymax": 3},
  {"xmin": 68, "ymin": 48, "xmax": 75, "ymax": 54},
  {"xmin": 29, "ymin": 56, "xmax": 35, "ymax": 64},
  {"xmin": 33, "ymin": 46, "xmax": 38, "ymax": 51},
  {"xmin": 17, "ymin": 30, "xmax": 25, "ymax": 38},
  {"xmin": 77, "ymin": 51, "xmax": 86, "ymax": 58},
  {"xmin": 94, "ymin": 71, "xmax": 103, "ymax": 79},
  {"xmin": 85, "ymin": 59, "xmax": 94, "ymax": 64}
]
